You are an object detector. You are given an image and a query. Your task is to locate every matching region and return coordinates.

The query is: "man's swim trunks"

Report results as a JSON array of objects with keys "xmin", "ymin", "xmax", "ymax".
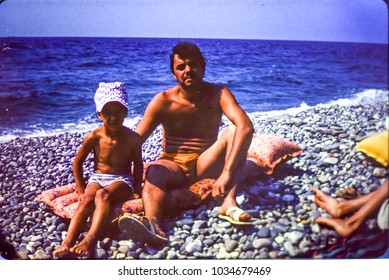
[
  {"xmin": 87, "ymin": 173, "xmax": 134, "ymax": 191},
  {"xmin": 158, "ymin": 152, "xmax": 199, "ymax": 181}
]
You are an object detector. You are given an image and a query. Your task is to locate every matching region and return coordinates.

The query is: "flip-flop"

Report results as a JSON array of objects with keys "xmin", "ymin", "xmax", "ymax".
[
  {"xmin": 218, "ymin": 206, "xmax": 255, "ymax": 225},
  {"xmin": 118, "ymin": 214, "xmax": 168, "ymax": 247}
]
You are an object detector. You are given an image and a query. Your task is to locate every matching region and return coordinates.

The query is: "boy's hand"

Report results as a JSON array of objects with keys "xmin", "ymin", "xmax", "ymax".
[{"xmin": 76, "ymin": 188, "xmax": 85, "ymax": 200}]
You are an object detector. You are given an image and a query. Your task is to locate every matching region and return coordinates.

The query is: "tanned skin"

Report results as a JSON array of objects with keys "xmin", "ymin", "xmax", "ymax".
[
  {"xmin": 313, "ymin": 179, "xmax": 388, "ymax": 237},
  {"xmin": 135, "ymin": 48, "xmax": 254, "ymax": 237},
  {"xmin": 53, "ymin": 102, "xmax": 143, "ymax": 258}
]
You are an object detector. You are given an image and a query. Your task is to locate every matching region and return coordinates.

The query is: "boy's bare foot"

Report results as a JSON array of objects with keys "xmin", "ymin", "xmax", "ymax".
[
  {"xmin": 312, "ymin": 187, "xmax": 343, "ymax": 218},
  {"xmin": 315, "ymin": 217, "xmax": 356, "ymax": 237},
  {"xmin": 53, "ymin": 243, "xmax": 72, "ymax": 258},
  {"xmin": 70, "ymin": 237, "xmax": 96, "ymax": 258}
]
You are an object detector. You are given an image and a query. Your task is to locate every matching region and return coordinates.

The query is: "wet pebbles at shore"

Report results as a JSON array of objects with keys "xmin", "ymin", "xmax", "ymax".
[{"xmin": 0, "ymin": 102, "xmax": 388, "ymax": 259}]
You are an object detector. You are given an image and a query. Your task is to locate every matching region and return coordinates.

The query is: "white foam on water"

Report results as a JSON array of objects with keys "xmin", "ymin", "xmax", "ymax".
[
  {"xmin": 248, "ymin": 89, "xmax": 388, "ymax": 121},
  {"xmin": 0, "ymin": 115, "xmax": 143, "ymax": 144},
  {"xmin": 321, "ymin": 89, "xmax": 388, "ymax": 107},
  {"xmin": 1, "ymin": 89, "xmax": 387, "ymax": 144}
]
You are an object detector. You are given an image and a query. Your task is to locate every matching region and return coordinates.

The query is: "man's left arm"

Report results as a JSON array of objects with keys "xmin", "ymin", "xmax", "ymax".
[{"xmin": 216, "ymin": 86, "xmax": 254, "ymax": 193}]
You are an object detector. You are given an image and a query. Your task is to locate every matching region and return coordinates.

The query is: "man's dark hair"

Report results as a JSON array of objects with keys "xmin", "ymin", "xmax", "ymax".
[{"xmin": 170, "ymin": 42, "xmax": 206, "ymax": 73}]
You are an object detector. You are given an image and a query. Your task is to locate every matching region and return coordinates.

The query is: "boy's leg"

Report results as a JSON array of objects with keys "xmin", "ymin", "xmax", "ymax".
[
  {"xmin": 71, "ymin": 181, "xmax": 133, "ymax": 257},
  {"xmin": 142, "ymin": 159, "xmax": 189, "ymax": 237},
  {"xmin": 196, "ymin": 125, "xmax": 252, "ymax": 222},
  {"xmin": 53, "ymin": 183, "xmax": 101, "ymax": 258}
]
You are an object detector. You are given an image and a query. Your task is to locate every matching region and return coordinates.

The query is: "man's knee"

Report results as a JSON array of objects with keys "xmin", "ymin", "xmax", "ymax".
[
  {"xmin": 144, "ymin": 164, "xmax": 171, "ymax": 189},
  {"xmin": 221, "ymin": 124, "xmax": 253, "ymax": 144},
  {"xmin": 221, "ymin": 124, "xmax": 236, "ymax": 139},
  {"xmin": 145, "ymin": 159, "xmax": 187, "ymax": 189}
]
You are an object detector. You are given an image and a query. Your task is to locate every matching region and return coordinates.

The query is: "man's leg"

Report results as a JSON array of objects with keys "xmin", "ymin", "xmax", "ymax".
[
  {"xmin": 142, "ymin": 159, "xmax": 189, "ymax": 237},
  {"xmin": 196, "ymin": 125, "xmax": 252, "ymax": 222},
  {"xmin": 71, "ymin": 181, "xmax": 133, "ymax": 257}
]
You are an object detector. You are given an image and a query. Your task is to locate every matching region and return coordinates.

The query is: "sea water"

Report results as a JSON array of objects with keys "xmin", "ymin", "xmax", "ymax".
[{"xmin": 0, "ymin": 37, "xmax": 387, "ymax": 143}]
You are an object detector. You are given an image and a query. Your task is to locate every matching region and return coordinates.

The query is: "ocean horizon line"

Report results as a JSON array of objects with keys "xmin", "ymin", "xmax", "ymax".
[{"xmin": 1, "ymin": 36, "xmax": 387, "ymax": 45}]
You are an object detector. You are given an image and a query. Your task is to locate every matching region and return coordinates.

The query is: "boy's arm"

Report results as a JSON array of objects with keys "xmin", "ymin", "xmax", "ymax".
[
  {"xmin": 132, "ymin": 138, "xmax": 144, "ymax": 196},
  {"xmin": 73, "ymin": 132, "xmax": 97, "ymax": 197}
]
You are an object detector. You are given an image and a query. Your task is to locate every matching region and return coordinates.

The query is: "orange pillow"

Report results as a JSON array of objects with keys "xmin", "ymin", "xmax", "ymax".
[
  {"xmin": 36, "ymin": 179, "xmax": 215, "ymax": 219},
  {"xmin": 121, "ymin": 198, "xmax": 144, "ymax": 214},
  {"xmin": 36, "ymin": 134, "xmax": 303, "ymax": 219},
  {"xmin": 247, "ymin": 134, "xmax": 303, "ymax": 175},
  {"xmin": 189, "ymin": 178, "xmax": 215, "ymax": 204},
  {"xmin": 36, "ymin": 183, "xmax": 76, "ymax": 207},
  {"xmin": 54, "ymin": 201, "xmax": 79, "ymax": 220}
]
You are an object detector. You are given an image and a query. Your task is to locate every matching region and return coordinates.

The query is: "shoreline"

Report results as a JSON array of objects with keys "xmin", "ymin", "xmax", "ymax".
[
  {"xmin": 0, "ymin": 101, "xmax": 388, "ymax": 260},
  {"xmin": 1, "ymin": 89, "xmax": 387, "ymax": 146}
]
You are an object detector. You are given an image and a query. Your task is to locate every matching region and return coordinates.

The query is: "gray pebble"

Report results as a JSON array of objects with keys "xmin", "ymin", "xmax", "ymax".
[
  {"xmin": 225, "ymin": 240, "xmax": 239, "ymax": 252},
  {"xmin": 253, "ymin": 238, "xmax": 272, "ymax": 249},
  {"xmin": 1, "ymin": 101, "xmax": 387, "ymax": 260}
]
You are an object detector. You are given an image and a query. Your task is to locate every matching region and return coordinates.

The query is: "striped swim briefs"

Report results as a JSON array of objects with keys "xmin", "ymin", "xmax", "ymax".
[{"xmin": 87, "ymin": 173, "xmax": 134, "ymax": 191}]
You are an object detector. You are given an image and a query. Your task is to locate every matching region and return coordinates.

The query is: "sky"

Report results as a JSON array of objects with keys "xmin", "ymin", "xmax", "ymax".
[{"xmin": 0, "ymin": 0, "xmax": 388, "ymax": 43}]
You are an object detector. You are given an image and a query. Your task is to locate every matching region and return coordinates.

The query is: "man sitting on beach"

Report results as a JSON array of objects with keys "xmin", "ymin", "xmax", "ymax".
[
  {"xmin": 53, "ymin": 82, "xmax": 143, "ymax": 258},
  {"xmin": 118, "ymin": 42, "xmax": 254, "ymax": 246}
]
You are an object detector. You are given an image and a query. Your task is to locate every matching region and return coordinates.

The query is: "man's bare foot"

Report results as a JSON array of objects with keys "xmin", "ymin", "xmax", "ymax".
[
  {"xmin": 149, "ymin": 220, "xmax": 166, "ymax": 238},
  {"xmin": 312, "ymin": 187, "xmax": 343, "ymax": 218},
  {"xmin": 118, "ymin": 214, "xmax": 168, "ymax": 247},
  {"xmin": 138, "ymin": 215, "xmax": 166, "ymax": 238},
  {"xmin": 315, "ymin": 217, "xmax": 356, "ymax": 237},
  {"xmin": 53, "ymin": 243, "xmax": 72, "ymax": 258},
  {"xmin": 70, "ymin": 237, "xmax": 96, "ymax": 258}
]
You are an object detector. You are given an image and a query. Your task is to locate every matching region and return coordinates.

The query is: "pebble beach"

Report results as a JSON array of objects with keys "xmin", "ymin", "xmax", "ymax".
[{"xmin": 0, "ymin": 101, "xmax": 388, "ymax": 260}]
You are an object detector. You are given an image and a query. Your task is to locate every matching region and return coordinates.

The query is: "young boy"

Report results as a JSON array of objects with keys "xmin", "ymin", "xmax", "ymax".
[{"xmin": 53, "ymin": 82, "xmax": 143, "ymax": 258}]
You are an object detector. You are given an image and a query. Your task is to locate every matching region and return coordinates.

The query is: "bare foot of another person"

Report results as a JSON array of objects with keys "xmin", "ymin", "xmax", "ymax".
[
  {"xmin": 70, "ymin": 237, "xmax": 96, "ymax": 258},
  {"xmin": 53, "ymin": 243, "xmax": 72, "ymax": 258},
  {"xmin": 315, "ymin": 217, "xmax": 357, "ymax": 237},
  {"xmin": 312, "ymin": 187, "xmax": 343, "ymax": 218}
]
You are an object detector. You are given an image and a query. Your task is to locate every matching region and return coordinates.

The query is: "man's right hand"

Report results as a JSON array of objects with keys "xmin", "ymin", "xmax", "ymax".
[{"xmin": 211, "ymin": 170, "xmax": 232, "ymax": 201}]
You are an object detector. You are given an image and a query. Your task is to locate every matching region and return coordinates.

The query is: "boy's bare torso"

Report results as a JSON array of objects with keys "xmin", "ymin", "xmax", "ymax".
[{"xmin": 91, "ymin": 127, "xmax": 138, "ymax": 174}]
